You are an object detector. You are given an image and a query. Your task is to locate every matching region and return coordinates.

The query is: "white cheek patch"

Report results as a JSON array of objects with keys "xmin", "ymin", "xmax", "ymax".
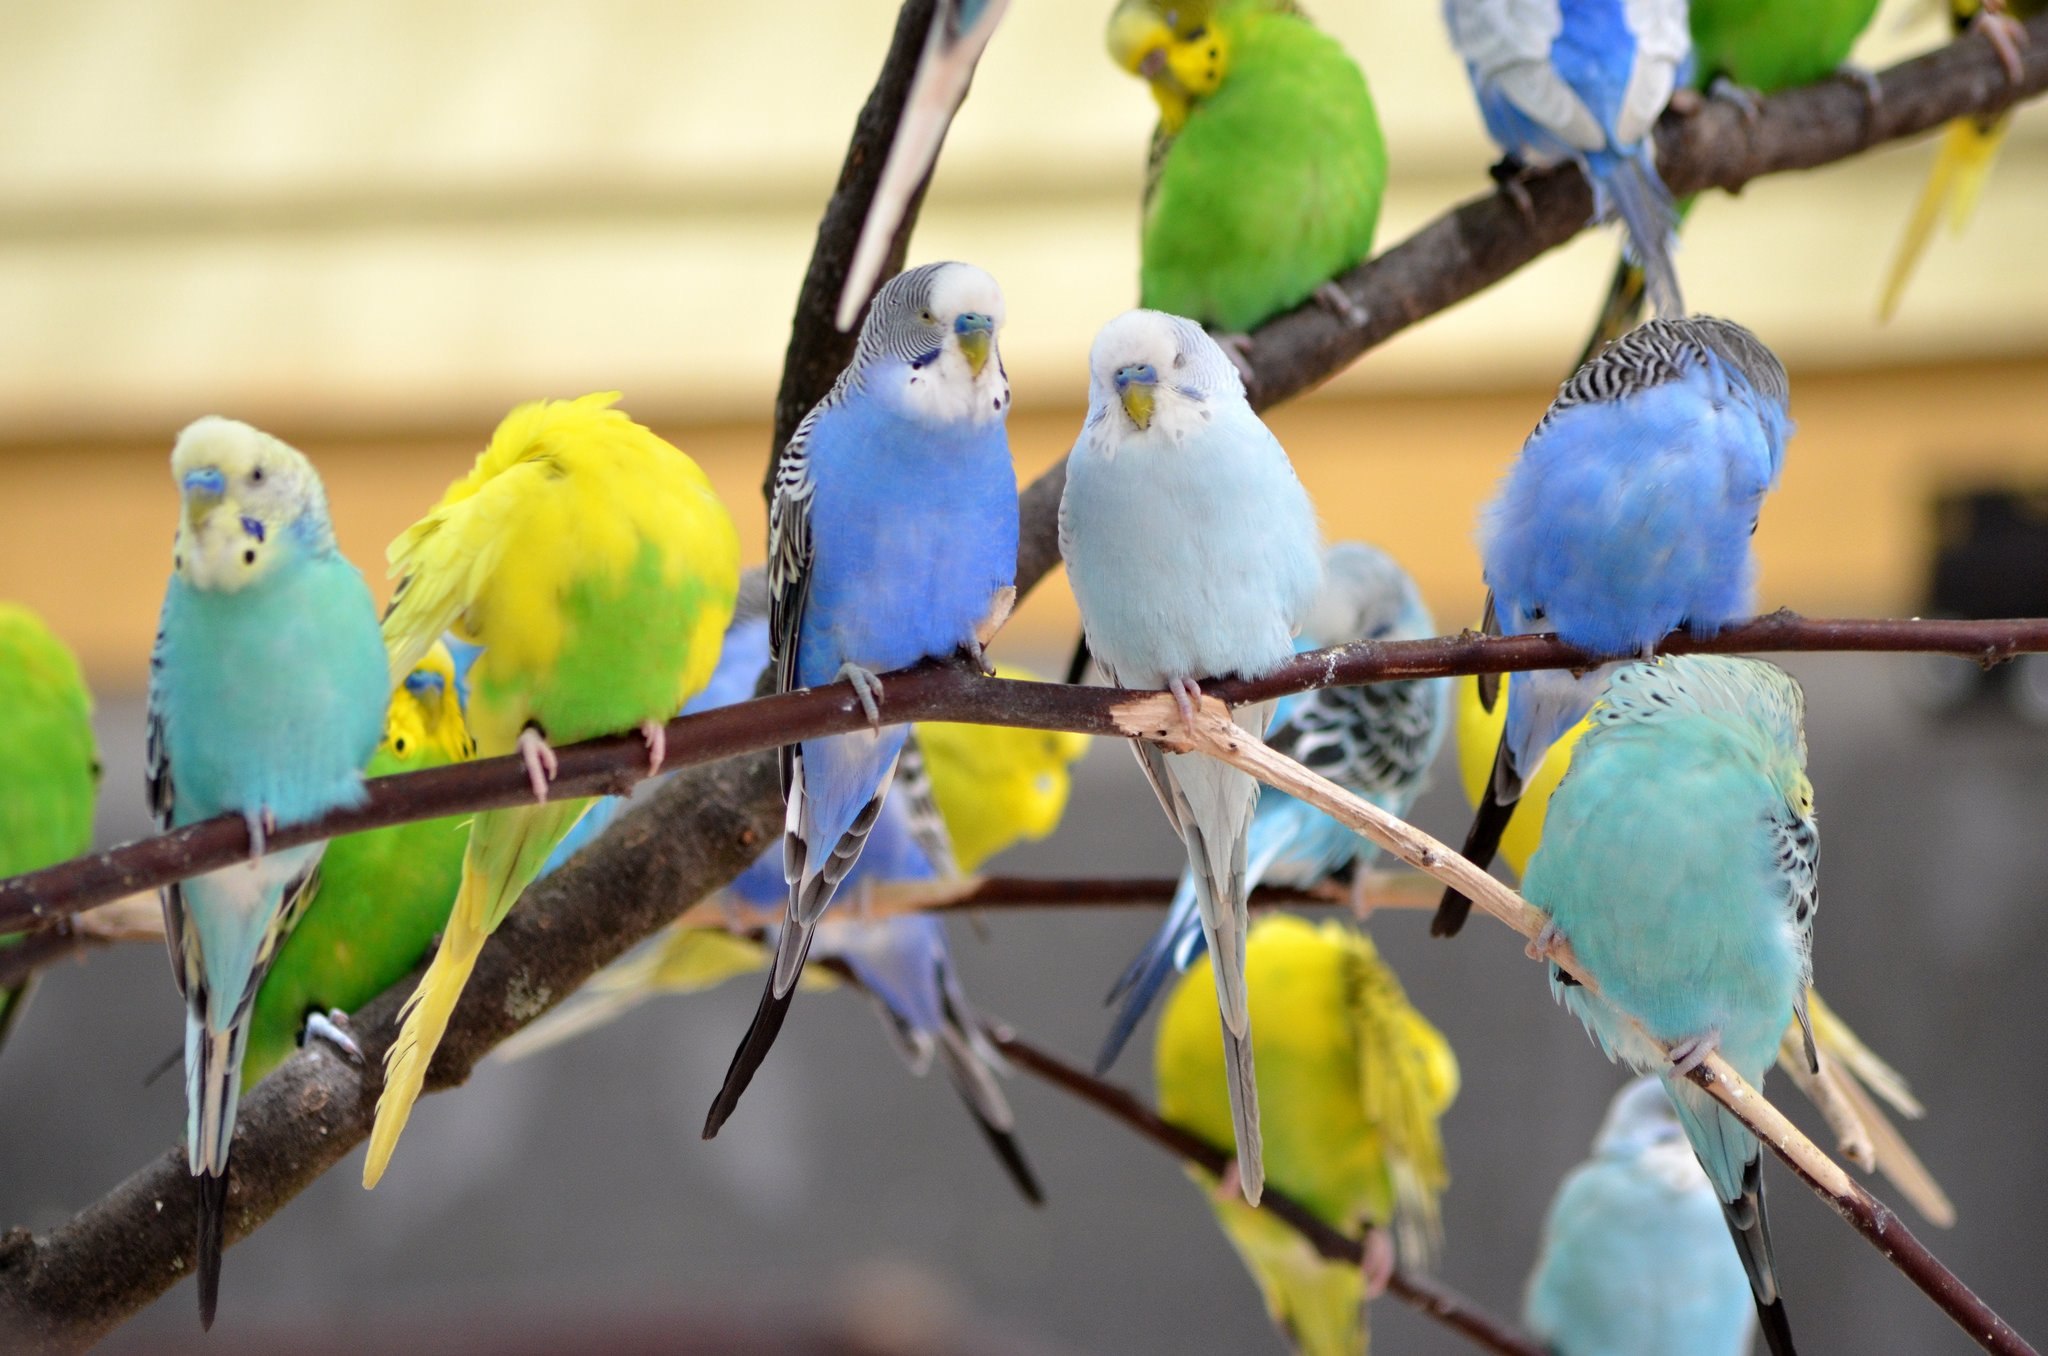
[{"xmin": 893, "ymin": 346, "xmax": 1010, "ymax": 425}]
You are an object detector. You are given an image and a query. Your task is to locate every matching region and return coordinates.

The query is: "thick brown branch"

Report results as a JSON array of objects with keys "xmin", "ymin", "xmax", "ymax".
[
  {"xmin": 992, "ymin": 1032, "xmax": 1547, "ymax": 1356},
  {"xmin": 8, "ymin": 612, "xmax": 2047, "ymax": 930}
]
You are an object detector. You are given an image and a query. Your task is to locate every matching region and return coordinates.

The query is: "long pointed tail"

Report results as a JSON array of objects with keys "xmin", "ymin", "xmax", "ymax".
[
  {"xmin": 195, "ymin": 1167, "xmax": 229, "ymax": 1329},
  {"xmin": 1220, "ymin": 1018, "xmax": 1264, "ymax": 1207},
  {"xmin": 1668, "ymin": 1076, "xmax": 1797, "ymax": 1355},
  {"xmin": 1096, "ymin": 878, "xmax": 1202, "ymax": 1075},
  {"xmin": 1431, "ymin": 739, "xmax": 1519, "ymax": 937},
  {"xmin": 184, "ymin": 1012, "xmax": 250, "ymax": 1328},
  {"xmin": 363, "ymin": 901, "xmax": 490, "ymax": 1188},
  {"xmin": 1576, "ymin": 253, "xmax": 1649, "ymax": 369},
  {"xmin": 703, "ymin": 921, "xmax": 815, "ymax": 1138},
  {"xmin": 933, "ymin": 1019, "xmax": 1044, "ymax": 1205},
  {"xmin": 1595, "ymin": 149, "xmax": 1683, "ymax": 320},
  {"xmin": 1879, "ymin": 116, "xmax": 2010, "ymax": 321}
]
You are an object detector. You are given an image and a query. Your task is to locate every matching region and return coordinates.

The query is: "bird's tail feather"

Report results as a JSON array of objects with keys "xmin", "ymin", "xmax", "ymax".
[
  {"xmin": 704, "ymin": 925, "xmax": 815, "ymax": 1138},
  {"xmin": 1432, "ymin": 738, "xmax": 1519, "ymax": 937},
  {"xmin": 1577, "ymin": 253, "xmax": 1649, "ymax": 369},
  {"xmin": 1880, "ymin": 116, "xmax": 2009, "ymax": 321},
  {"xmin": 1097, "ymin": 876, "xmax": 1201, "ymax": 1074},
  {"xmin": 185, "ymin": 1016, "xmax": 250, "ymax": 1178},
  {"xmin": 1595, "ymin": 148, "xmax": 1683, "ymax": 320},
  {"xmin": 934, "ymin": 1016, "xmax": 1043, "ymax": 1205},
  {"xmin": 195, "ymin": 1167, "xmax": 229, "ymax": 1330},
  {"xmin": 363, "ymin": 887, "xmax": 490, "ymax": 1188},
  {"xmin": 1220, "ymin": 1017, "xmax": 1265, "ymax": 1207},
  {"xmin": 1667, "ymin": 1076, "xmax": 1793, "ymax": 1350}
]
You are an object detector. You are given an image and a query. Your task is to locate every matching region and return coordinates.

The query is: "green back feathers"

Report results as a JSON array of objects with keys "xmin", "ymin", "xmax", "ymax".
[
  {"xmin": 1687, "ymin": 0, "xmax": 1880, "ymax": 94},
  {"xmin": 0, "ymin": 606, "xmax": 98, "ymax": 875}
]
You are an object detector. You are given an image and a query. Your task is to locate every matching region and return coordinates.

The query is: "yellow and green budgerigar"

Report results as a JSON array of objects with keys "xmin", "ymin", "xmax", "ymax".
[
  {"xmin": 1108, "ymin": 0, "xmax": 1389, "ymax": 336},
  {"xmin": 1155, "ymin": 914, "xmax": 1457, "ymax": 1356},
  {"xmin": 916, "ymin": 683, "xmax": 1093, "ymax": 877},
  {"xmin": 0, "ymin": 605, "xmax": 99, "ymax": 1050},
  {"xmin": 363, "ymin": 392, "xmax": 741, "ymax": 1188},
  {"xmin": 241, "ymin": 643, "xmax": 474, "ymax": 1086},
  {"xmin": 1880, "ymin": 0, "xmax": 2045, "ymax": 320}
]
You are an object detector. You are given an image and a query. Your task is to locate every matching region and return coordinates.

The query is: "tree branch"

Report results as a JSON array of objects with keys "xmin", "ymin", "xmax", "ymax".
[
  {"xmin": 991, "ymin": 1031, "xmax": 1548, "ymax": 1356},
  {"xmin": 7, "ymin": 612, "xmax": 2046, "ymax": 931}
]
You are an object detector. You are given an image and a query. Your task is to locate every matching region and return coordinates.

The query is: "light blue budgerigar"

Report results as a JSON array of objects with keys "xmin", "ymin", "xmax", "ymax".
[
  {"xmin": 704, "ymin": 261, "xmax": 1019, "ymax": 1138},
  {"xmin": 147, "ymin": 416, "xmax": 389, "ymax": 1327},
  {"xmin": 1434, "ymin": 314, "xmax": 1791, "ymax": 937},
  {"xmin": 1522, "ymin": 655, "xmax": 1817, "ymax": 1356},
  {"xmin": 1094, "ymin": 540, "xmax": 1449, "ymax": 1074},
  {"xmin": 1443, "ymin": 0, "xmax": 1692, "ymax": 319},
  {"xmin": 1059, "ymin": 307, "xmax": 1322, "ymax": 1205},
  {"xmin": 837, "ymin": 0, "xmax": 1012, "ymax": 331},
  {"xmin": 1526, "ymin": 1076, "xmax": 1758, "ymax": 1356}
]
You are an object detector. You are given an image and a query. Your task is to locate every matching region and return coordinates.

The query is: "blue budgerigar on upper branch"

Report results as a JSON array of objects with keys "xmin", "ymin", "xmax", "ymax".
[
  {"xmin": 1523, "ymin": 655, "xmax": 1818, "ymax": 1356},
  {"xmin": 1094, "ymin": 540, "xmax": 1449, "ymax": 1075},
  {"xmin": 147, "ymin": 417, "xmax": 389, "ymax": 1327},
  {"xmin": 1060, "ymin": 308, "xmax": 1322, "ymax": 1206},
  {"xmin": 704, "ymin": 261, "xmax": 1019, "ymax": 1139},
  {"xmin": 1444, "ymin": 0, "xmax": 1692, "ymax": 320},
  {"xmin": 1434, "ymin": 315, "xmax": 1792, "ymax": 937}
]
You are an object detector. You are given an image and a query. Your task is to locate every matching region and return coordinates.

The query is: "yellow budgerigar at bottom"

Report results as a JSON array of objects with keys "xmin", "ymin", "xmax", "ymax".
[{"xmin": 1155, "ymin": 914, "xmax": 1457, "ymax": 1356}]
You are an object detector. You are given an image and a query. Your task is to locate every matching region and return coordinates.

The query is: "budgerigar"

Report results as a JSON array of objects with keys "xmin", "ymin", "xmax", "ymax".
[
  {"xmin": 1525, "ymin": 1076, "xmax": 1757, "ymax": 1356},
  {"xmin": 1880, "ymin": 0, "xmax": 2045, "ymax": 320},
  {"xmin": 364, "ymin": 392, "xmax": 741, "ymax": 1188},
  {"xmin": 1522, "ymin": 656, "xmax": 1816, "ymax": 1356},
  {"xmin": 704, "ymin": 262, "xmax": 1018, "ymax": 1138},
  {"xmin": 242, "ymin": 643, "xmax": 474, "ymax": 1086},
  {"xmin": 837, "ymin": 0, "xmax": 1012, "ymax": 330},
  {"xmin": 1155, "ymin": 915, "xmax": 1458, "ymax": 1356},
  {"xmin": 1444, "ymin": 0, "xmax": 1692, "ymax": 321},
  {"xmin": 1580, "ymin": 0, "xmax": 1882, "ymax": 359},
  {"xmin": 0, "ymin": 606, "xmax": 99, "ymax": 1052},
  {"xmin": 1060, "ymin": 307, "xmax": 1322, "ymax": 1204},
  {"xmin": 147, "ymin": 418, "xmax": 389, "ymax": 1324},
  {"xmin": 1108, "ymin": 0, "xmax": 1388, "ymax": 336},
  {"xmin": 1434, "ymin": 315, "xmax": 1791, "ymax": 937},
  {"xmin": 1096, "ymin": 541, "xmax": 1448, "ymax": 1074}
]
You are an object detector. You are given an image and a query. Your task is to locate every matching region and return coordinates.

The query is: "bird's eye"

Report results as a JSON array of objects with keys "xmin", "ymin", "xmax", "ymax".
[
  {"xmin": 393, "ymin": 737, "xmax": 409, "ymax": 754},
  {"xmin": 919, "ymin": 309, "xmax": 936, "ymax": 325},
  {"xmin": 242, "ymin": 549, "xmax": 257, "ymax": 565},
  {"xmin": 1186, "ymin": 24, "xmax": 1206, "ymax": 40},
  {"xmin": 249, "ymin": 467, "xmax": 264, "ymax": 485}
]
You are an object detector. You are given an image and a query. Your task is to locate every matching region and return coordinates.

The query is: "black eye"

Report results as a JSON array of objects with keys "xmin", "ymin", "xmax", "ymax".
[
  {"xmin": 919, "ymin": 309, "xmax": 936, "ymax": 324},
  {"xmin": 393, "ymin": 737, "xmax": 409, "ymax": 754},
  {"xmin": 249, "ymin": 467, "xmax": 264, "ymax": 485},
  {"xmin": 243, "ymin": 549, "xmax": 257, "ymax": 565}
]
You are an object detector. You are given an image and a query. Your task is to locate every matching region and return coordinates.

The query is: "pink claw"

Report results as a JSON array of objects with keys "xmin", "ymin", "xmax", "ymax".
[
  {"xmin": 640, "ymin": 720, "xmax": 666, "ymax": 778},
  {"xmin": 1525, "ymin": 921, "xmax": 1566, "ymax": 963},
  {"xmin": 518, "ymin": 727, "xmax": 559, "ymax": 803},
  {"xmin": 1212, "ymin": 1159, "xmax": 1243, "ymax": 1205},
  {"xmin": 1668, "ymin": 1030, "xmax": 1722, "ymax": 1077},
  {"xmin": 1975, "ymin": 3, "xmax": 2029, "ymax": 86},
  {"xmin": 1360, "ymin": 1226, "xmax": 1396, "ymax": 1300},
  {"xmin": 1168, "ymin": 676, "xmax": 1204, "ymax": 740}
]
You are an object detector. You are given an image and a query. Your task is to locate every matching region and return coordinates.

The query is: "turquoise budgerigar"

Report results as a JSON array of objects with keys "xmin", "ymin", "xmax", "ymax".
[
  {"xmin": 147, "ymin": 417, "xmax": 389, "ymax": 1326},
  {"xmin": 1526, "ymin": 1076, "xmax": 1758, "ymax": 1356},
  {"xmin": 704, "ymin": 262, "xmax": 1019, "ymax": 1138},
  {"xmin": 837, "ymin": 0, "xmax": 1011, "ymax": 330},
  {"xmin": 1434, "ymin": 315, "xmax": 1791, "ymax": 937},
  {"xmin": 1522, "ymin": 656, "xmax": 1816, "ymax": 1356},
  {"xmin": 1059, "ymin": 307, "xmax": 1322, "ymax": 1204},
  {"xmin": 1443, "ymin": 0, "xmax": 1692, "ymax": 319},
  {"xmin": 1095, "ymin": 540, "xmax": 1449, "ymax": 1074}
]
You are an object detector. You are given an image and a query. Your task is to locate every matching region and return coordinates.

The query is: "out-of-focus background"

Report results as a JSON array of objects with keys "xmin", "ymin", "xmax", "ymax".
[{"xmin": 1, "ymin": 1, "xmax": 2046, "ymax": 1352}]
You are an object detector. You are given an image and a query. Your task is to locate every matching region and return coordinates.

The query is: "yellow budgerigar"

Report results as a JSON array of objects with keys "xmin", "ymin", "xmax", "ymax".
[
  {"xmin": 363, "ymin": 392, "xmax": 740, "ymax": 1188},
  {"xmin": 1155, "ymin": 915, "xmax": 1458, "ymax": 1356}
]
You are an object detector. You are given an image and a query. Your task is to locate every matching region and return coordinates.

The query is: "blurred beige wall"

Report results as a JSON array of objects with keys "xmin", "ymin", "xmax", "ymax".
[{"xmin": 1, "ymin": 0, "xmax": 2045, "ymax": 686}]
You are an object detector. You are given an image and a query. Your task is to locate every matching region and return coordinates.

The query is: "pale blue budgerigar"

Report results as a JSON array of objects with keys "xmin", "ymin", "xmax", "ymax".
[
  {"xmin": 837, "ymin": 0, "xmax": 1012, "ymax": 331},
  {"xmin": 1522, "ymin": 655, "xmax": 1816, "ymax": 1356},
  {"xmin": 1443, "ymin": 0, "xmax": 1692, "ymax": 319},
  {"xmin": 704, "ymin": 261, "xmax": 1019, "ymax": 1138},
  {"xmin": 1434, "ymin": 315, "xmax": 1791, "ymax": 937},
  {"xmin": 1094, "ymin": 540, "xmax": 1449, "ymax": 1074},
  {"xmin": 147, "ymin": 417, "xmax": 389, "ymax": 1327},
  {"xmin": 1059, "ymin": 307, "xmax": 1322, "ymax": 1205},
  {"xmin": 1526, "ymin": 1076, "xmax": 1758, "ymax": 1356}
]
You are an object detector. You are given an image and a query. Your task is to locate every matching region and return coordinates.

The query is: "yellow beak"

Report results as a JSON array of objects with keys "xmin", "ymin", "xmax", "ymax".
[
  {"xmin": 1120, "ymin": 383, "xmax": 1156, "ymax": 431},
  {"xmin": 958, "ymin": 327, "xmax": 991, "ymax": 379}
]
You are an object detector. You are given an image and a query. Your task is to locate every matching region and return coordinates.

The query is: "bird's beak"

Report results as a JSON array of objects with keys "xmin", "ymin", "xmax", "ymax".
[
  {"xmin": 181, "ymin": 467, "xmax": 226, "ymax": 527},
  {"xmin": 955, "ymin": 313, "xmax": 994, "ymax": 378},
  {"xmin": 1139, "ymin": 48, "xmax": 1167, "ymax": 81},
  {"xmin": 1115, "ymin": 363, "xmax": 1159, "ymax": 430}
]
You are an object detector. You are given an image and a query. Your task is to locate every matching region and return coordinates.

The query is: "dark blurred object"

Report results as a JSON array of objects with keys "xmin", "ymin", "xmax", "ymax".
[{"xmin": 1901, "ymin": 488, "xmax": 2048, "ymax": 723}]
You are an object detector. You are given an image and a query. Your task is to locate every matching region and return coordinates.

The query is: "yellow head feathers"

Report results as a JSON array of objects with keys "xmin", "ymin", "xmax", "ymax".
[
  {"xmin": 919, "ymin": 663, "xmax": 1092, "ymax": 873},
  {"xmin": 385, "ymin": 642, "xmax": 474, "ymax": 764}
]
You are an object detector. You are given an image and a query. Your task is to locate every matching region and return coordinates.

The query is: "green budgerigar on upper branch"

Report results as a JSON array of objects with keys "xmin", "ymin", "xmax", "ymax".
[
  {"xmin": 0, "ymin": 605, "xmax": 100, "ymax": 1051},
  {"xmin": 240, "ymin": 642, "xmax": 474, "ymax": 1086},
  {"xmin": 1108, "ymin": 0, "xmax": 1388, "ymax": 338}
]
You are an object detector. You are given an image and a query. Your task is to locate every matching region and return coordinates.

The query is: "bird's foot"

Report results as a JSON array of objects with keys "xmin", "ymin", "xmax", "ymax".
[
  {"xmin": 1488, "ymin": 156, "xmax": 1536, "ymax": 222},
  {"xmin": 639, "ymin": 720, "xmax": 667, "ymax": 778},
  {"xmin": 1313, "ymin": 280, "xmax": 1369, "ymax": 330},
  {"xmin": 1974, "ymin": 2, "xmax": 2029, "ymax": 86},
  {"xmin": 518, "ymin": 726, "xmax": 560, "ymax": 803},
  {"xmin": 1215, "ymin": 333, "xmax": 1256, "ymax": 385},
  {"xmin": 1167, "ymin": 676, "xmax": 1204, "ymax": 742},
  {"xmin": 1668, "ymin": 1029, "xmax": 1723, "ymax": 1077},
  {"xmin": 242, "ymin": 808, "xmax": 276, "ymax": 860},
  {"xmin": 302, "ymin": 1009, "xmax": 363, "ymax": 1066},
  {"xmin": 1212, "ymin": 1158, "xmax": 1243, "ymax": 1205},
  {"xmin": 1832, "ymin": 63, "xmax": 1883, "ymax": 116},
  {"xmin": 1704, "ymin": 76, "xmax": 1763, "ymax": 126},
  {"xmin": 1360, "ymin": 1226, "xmax": 1396, "ymax": 1300},
  {"xmin": 961, "ymin": 637, "xmax": 995, "ymax": 678},
  {"xmin": 836, "ymin": 663, "xmax": 885, "ymax": 727},
  {"xmin": 1525, "ymin": 920, "xmax": 1567, "ymax": 964}
]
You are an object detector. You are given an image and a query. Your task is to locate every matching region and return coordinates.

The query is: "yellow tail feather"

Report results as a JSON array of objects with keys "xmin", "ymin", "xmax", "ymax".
[
  {"xmin": 363, "ymin": 889, "xmax": 490, "ymax": 1188},
  {"xmin": 1879, "ymin": 116, "xmax": 2011, "ymax": 321}
]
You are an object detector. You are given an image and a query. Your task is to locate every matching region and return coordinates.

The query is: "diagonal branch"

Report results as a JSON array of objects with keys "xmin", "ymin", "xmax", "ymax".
[{"xmin": 7, "ymin": 612, "xmax": 2046, "ymax": 930}]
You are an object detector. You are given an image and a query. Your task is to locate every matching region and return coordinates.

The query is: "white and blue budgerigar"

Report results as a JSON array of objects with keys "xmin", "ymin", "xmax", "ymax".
[
  {"xmin": 1059, "ymin": 308, "xmax": 1322, "ymax": 1205},
  {"xmin": 837, "ymin": 0, "xmax": 1012, "ymax": 331},
  {"xmin": 147, "ymin": 417, "xmax": 389, "ymax": 1326},
  {"xmin": 1525, "ymin": 1076, "xmax": 1758, "ymax": 1356},
  {"xmin": 704, "ymin": 261, "xmax": 1019, "ymax": 1138},
  {"xmin": 1522, "ymin": 655, "xmax": 1816, "ymax": 1356},
  {"xmin": 1435, "ymin": 314, "xmax": 1792, "ymax": 936},
  {"xmin": 1443, "ymin": 0, "xmax": 1692, "ymax": 318},
  {"xmin": 1094, "ymin": 540, "xmax": 1449, "ymax": 1074}
]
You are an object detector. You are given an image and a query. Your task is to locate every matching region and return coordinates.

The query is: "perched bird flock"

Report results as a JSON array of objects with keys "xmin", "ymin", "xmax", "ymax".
[{"xmin": 2, "ymin": 1, "xmax": 2036, "ymax": 1351}]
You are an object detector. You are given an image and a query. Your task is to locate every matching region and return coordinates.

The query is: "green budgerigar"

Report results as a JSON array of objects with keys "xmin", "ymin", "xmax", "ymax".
[
  {"xmin": 241, "ymin": 642, "xmax": 474, "ymax": 1086},
  {"xmin": 1108, "ymin": 0, "xmax": 1388, "ymax": 337},
  {"xmin": 0, "ymin": 605, "xmax": 100, "ymax": 1049}
]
